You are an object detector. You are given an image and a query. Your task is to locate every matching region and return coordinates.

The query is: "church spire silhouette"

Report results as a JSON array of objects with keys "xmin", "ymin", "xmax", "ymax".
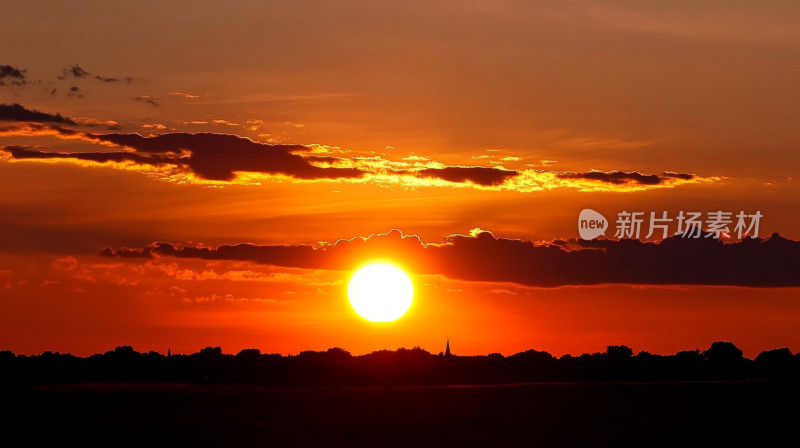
[{"xmin": 445, "ymin": 338, "xmax": 451, "ymax": 357}]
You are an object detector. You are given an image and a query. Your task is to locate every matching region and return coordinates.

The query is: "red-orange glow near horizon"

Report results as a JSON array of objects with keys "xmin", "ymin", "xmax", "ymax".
[{"xmin": 2, "ymin": 1, "xmax": 800, "ymax": 360}]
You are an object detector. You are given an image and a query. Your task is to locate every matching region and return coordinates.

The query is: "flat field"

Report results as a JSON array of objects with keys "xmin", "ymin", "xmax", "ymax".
[{"xmin": 3, "ymin": 381, "xmax": 798, "ymax": 446}]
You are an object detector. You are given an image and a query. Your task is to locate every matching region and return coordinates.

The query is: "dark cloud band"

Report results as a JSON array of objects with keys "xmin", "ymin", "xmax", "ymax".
[
  {"xmin": 93, "ymin": 132, "xmax": 365, "ymax": 181},
  {"xmin": 101, "ymin": 230, "xmax": 800, "ymax": 287},
  {"xmin": 558, "ymin": 170, "xmax": 695, "ymax": 186},
  {"xmin": 417, "ymin": 166, "xmax": 518, "ymax": 186}
]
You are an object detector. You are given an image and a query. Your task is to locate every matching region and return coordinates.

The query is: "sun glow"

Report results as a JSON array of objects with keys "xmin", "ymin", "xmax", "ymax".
[{"xmin": 347, "ymin": 262, "xmax": 414, "ymax": 322}]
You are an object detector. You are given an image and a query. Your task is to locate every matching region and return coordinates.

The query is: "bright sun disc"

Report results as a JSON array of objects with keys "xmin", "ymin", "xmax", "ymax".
[{"xmin": 348, "ymin": 263, "xmax": 414, "ymax": 322}]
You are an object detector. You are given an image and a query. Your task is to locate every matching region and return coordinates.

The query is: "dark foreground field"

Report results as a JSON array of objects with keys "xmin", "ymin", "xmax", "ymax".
[{"xmin": 2, "ymin": 381, "xmax": 798, "ymax": 447}]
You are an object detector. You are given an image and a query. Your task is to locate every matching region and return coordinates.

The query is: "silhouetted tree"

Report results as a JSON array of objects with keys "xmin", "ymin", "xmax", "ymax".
[
  {"xmin": 607, "ymin": 345, "xmax": 634, "ymax": 360},
  {"xmin": 106, "ymin": 345, "xmax": 138, "ymax": 360},
  {"xmin": 754, "ymin": 347, "xmax": 794, "ymax": 378},
  {"xmin": 199, "ymin": 346, "xmax": 223, "ymax": 357},
  {"xmin": 675, "ymin": 349, "xmax": 703, "ymax": 362},
  {"xmin": 0, "ymin": 350, "xmax": 14, "ymax": 362},
  {"xmin": 704, "ymin": 342, "xmax": 743, "ymax": 363},
  {"xmin": 703, "ymin": 342, "xmax": 748, "ymax": 379},
  {"xmin": 1, "ymin": 342, "xmax": 798, "ymax": 386},
  {"xmin": 236, "ymin": 348, "xmax": 261, "ymax": 360}
]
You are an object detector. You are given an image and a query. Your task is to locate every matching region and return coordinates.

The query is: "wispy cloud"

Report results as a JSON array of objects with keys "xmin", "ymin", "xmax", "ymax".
[
  {"xmin": 134, "ymin": 96, "xmax": 159, "ymax": 107},
  {"xmin": 58, "ymin": 64, "xmax": 90, "ymax": 79},
  {"xmin": 0, "ymin": 107, "xmax": 719, "ymax": 192},
  {"xmin": 167, "ymin": 91, "xmax": 199, "ymax": 99}
]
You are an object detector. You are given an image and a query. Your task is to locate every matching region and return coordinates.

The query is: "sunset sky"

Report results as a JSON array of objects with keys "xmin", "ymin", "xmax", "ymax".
[{"xmin": 1, "ymin": 1, "xmax": 799, "ymax": 358}]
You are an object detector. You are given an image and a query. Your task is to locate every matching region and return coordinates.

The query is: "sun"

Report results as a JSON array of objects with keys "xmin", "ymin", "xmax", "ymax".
[{"xmin": 348, "ymin": 262, "xmax": 414, "ymax": 322}]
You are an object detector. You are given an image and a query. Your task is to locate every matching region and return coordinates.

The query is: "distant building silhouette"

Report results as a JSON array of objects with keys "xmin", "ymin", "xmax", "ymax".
[{"xmin": 445, "ymin": 338, "xmax": 451, "ymax": 357}]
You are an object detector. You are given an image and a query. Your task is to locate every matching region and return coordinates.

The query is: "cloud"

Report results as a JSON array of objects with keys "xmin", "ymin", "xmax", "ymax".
[
  {"xmin": 72, "ymin": 117, "xmax": 122, "ymax": 131},
  {"xmin": 52, "ymin": 256, "xmax": 79, "ymax": 271},
  {"xmin": 58, "ymin": 64, "xmax": 89, "ymax": 79},
  {"xmin": 0, "ymin": 103, "xmax": 76, "ymax": 125},
  {"xmin": 4, "ymin": 144, "xmax": 159, "ymax": 162},
  {"xmin": 0, "ymin": 65, "xmax": 26, "ymax": 85},
  {"xmin": 0, "ymin": 113, "xmax": 717, "ymax": 190},
  {"xmin": 2, "ymin": 130, "xmax": 365, "ymax": 182},
  {"xmin": 141, "ymin": 123, "xmax": 167, "ymax": 130},
  {"xmin": 212, "ymin": 119, "xmax": 239, "ymax": 126},
  {"xmin": 167, "ymin": 92, "xmax": 199, "ymax": 99},
  {"xmin": 305, "ymin": 152, "xmax": 711, "ymax": 192},
  {"xmin": 93, "ymin": 132, "xmax": 365, "ymax": 181},
  {"xmin": 95, "ymin": 75, "xmax": 133, "ymax": 84},
  {"xmin": 0, "ymin": 123, "xmax": 84, "ymax": 139},
  {"xmin": 0, "ymin": 65, "xmax": 25, "ymax": 79},
  {"xmin": 662, "ymin": 171, "xmax": 695, "ymax": 181},
  {"xmin": 134, "ymin": 96, "xmax": 159, "ymax": 107},
  {"xmin": 557, "ymin": 170, "xmax": 694, "ymax": 186},
  {"xmin": 70, "ymin": 65, "xmax": 89, "ymax": 77},
  {"xmin": 417, "ymin": 166, "xmax": 518, "ymax": 186},
  {"xmin": 67, "ymin": 86, "xmax": 84, "ymax": 98},
  {"xmin": 54, "ymin": 64, "xmax": 133, "ymax": 84},
  {"xmin": 100, "ymin": 229, "xmax": 800, "ymax": 287}
]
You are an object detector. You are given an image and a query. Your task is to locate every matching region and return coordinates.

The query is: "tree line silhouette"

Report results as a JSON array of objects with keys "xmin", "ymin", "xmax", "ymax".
[{"xmin": 1, "ymin": 342, "xmax": 798, "ymax": 387}]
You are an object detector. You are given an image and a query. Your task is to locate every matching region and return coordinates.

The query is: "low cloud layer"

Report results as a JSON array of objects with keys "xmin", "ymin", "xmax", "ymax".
[{"xmin": 101, "ymin": 230, "xmax": 800, "ymax": 287}]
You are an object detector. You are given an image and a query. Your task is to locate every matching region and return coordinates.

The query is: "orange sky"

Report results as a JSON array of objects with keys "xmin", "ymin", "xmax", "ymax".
[{"xmin": 1, "ymin": 1, "xmax": 799, "ymax": 358}]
